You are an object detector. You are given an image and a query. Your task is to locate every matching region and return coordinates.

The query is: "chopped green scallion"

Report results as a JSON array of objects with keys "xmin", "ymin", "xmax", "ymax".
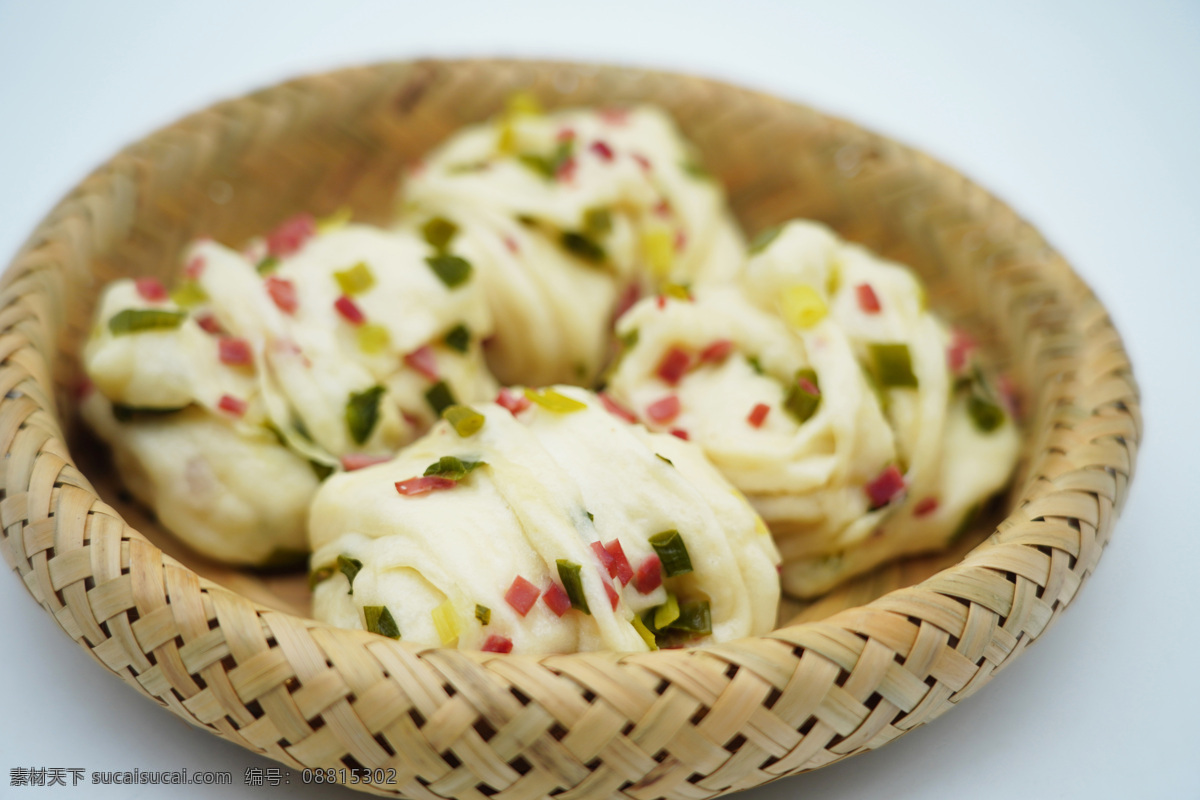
[
  {"xmin": 784, "ymin": 368, "xmax": 821, "ymax": 424},
  {"xmin": 310, "ymin": 460, "xmax": 335, "ymax": 481},
  {"xmin": 338, "ymin": 554, "xmax": 363, "ymax": 595},
  {"xmin": 656, "ymin": 454, "xmax": 674, "ymax": 467},
  {"xmin": 680, "ymin": 159, "xmax": 711, "ymax": 180},
  {"xmin": 524, "ymin": 388, "xmax": 586, "ymax": 413},
  {"xmin": 426, "ymin": 254, "xmax": 473, "ymax": 288},
  {"xmin": 363, "ymin": 605, "xmax": 401, "ymax": 639},
  {"xmin": 653, "ymin": 593, "xmax": 680, "ymax": 629},
  {"xmin": 967, "ymin": 395, "xmax": 1005, "ymax": 432},
  {"xmin": 423, "ymin": 455, "xmax": 485, "ymax": 481},
  {"xmin": 869, "ymin": 343, "xmax": 919, "ymax": 389},
  {"xmin": 669, "ymin": 600, "xmax": 711, "ymax": 634},
  {"xmin": 256, "ymin": 256, "xmax": 280, "ymax": 275},
  {"xmin": 648, "ymin": 529, "xmax": 693, "ymax": 577},
  {"xmin": 583, "ymin": 207, "xmax": 612, "ymax": 236},
  {"xmin": 475, "ymin": 604, "xmax": 491, "ymax": 626},
  {"xmin": 556, "ymin": 560, "xmax": 591, "ymax": 615},
  {"xmin": 425, "ymin": 380, "xmax": 457, "ymax": 415},
  {"xmin": 443, "ymin": 323, "xmax": 471, "ymax": 353},
  {"xmin": 442, "ymin": 404, "xmax": 486, "ymax": 437},
  {"xmin": 346, "ymin": 385, "xmax": 386, "ymax": 445},
  {"xmin": 421, "ymin": 217, "xmax": 459, "ymax": 252},
  {"xmin": 108, "ymin": 308, "xmax": 187, "ymax": 336},
  {"xmin": 561, "ymin": 231, "xmax": 607, "ymax": 263},
  {"xmin": 745, "ymin": 355, "xmax": 765, "ymax": 375},
  {"xmin": 111, "ymin": 404, "xmax": 188, "ymax": 422},
  {"xmin": 170, "ymin": 282, "xmax": 208, "ymax": 308}
]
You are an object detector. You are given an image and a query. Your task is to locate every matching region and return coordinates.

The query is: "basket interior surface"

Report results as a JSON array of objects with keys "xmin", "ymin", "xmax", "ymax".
[{"xmin": 1, "ymin": 60, "xmax": 1139, "ymax": 798}]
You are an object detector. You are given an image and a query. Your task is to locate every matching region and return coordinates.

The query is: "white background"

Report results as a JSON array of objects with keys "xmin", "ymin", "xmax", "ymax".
[{"xmin": 1, "ymin": 1, "xmax": 1197, "ymax": 797}]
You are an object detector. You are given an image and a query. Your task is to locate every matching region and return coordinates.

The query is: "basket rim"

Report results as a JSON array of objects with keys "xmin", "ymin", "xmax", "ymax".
[{"xmin": 0, "ymin": 57, "xmax": 1140, "ymax": 797}]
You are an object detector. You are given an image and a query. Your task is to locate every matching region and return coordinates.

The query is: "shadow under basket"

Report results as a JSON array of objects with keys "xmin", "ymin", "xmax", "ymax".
[{"xmin": 0, "ymin": 60, "xmax": 1139, "ymax": 799}]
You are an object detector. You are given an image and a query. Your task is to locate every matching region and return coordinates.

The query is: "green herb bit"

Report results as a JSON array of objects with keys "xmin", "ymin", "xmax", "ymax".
[
  {"xmin": 517, "ymin": 140, "xmax": 574, "ymax": 180},
  {"xmin": 784, "ymin": 368, "xmax": 821, "ymax": 424},
  {"xmin": 524, "ymin": 388, "xmax": 587, "ymax": 413},
  {"xmin": 443, "ymin": 404, "xmax": 486, "ymax": 437},
  {"xmin": 426, "ymin": 254, "xmax": 473, "ymax": 288},
  {"xmin": 746, "ymin": 355, "xmax": 765, "ymax": 375},
  {"xmin": 561, "ymin": 231, "xmax": 607, "ymax": 264},
  {"xmin": 111, "ymin": 404, "xmax": 188, "ymax": 422},
  {"xmin": 648, "ymin": 529, "xmax": 693, "ymax": 577},
  {"xmin": 443, "ymin": 323, "xmax": 471, "ymax": 353},
  {"xmin": 655, "ymin": 454, "xmax": 675, "ymax": 467},
  {"xmin": 669, "ymin": 600, "xmax": 711, "ymax": 635},
  {"xmin": 308, "ymin": 564, "xmax": 335, "ymax": 591},
  {"xmin": 475, "ymin": 604, "xmax": 491, "ymax": 626},
  {"xmin": 680, "ymin": 159, "xmax": 712, "ymax": 180},
  {"xmin": 632, "ymin": 614, "xmax": 658, "ymax": 650},
  {"xmin": 425, "ymin": 380, "xmax": 457, "ymax": 415},
  {"xmin": 346, "ymin": 385, "xmax": 386, "ymax": 445},
  {"xmin": 107, "ymin": 308, "xmax": 187, "ymax": 336},
  {"xmin": 364, "ymin": 605, "xmax": 401, "ymax": 639},
  {"xmin": 423, "ymin": 455, "xmax": 485, "ymax": 481},
  {"xmin": 256, "ymin": 255, "xmax": 280, "ymax": 275},
  {"xmin": 556, "ymin": 559, "xmax": 591, "ymax": 615},
  {"xmin": 619, "ymin": 328, "xmax": 640, "ymax": 352},
  {"xmin": 334, "ymin": 261, "xmax": 375, "ymax": 296},
  {"xmin": 310, "ymin": 460, "xmax": 335, "ymax": 481},
  {"xmin": 585, "ymin": 510, "xmax": 594, "ymax": 522},
  {"xmin": 748, "ymin": 225, "xmax": 782, "ymax": 255},
  {"xmin": 421, "ymin": 217, "xmax": 459, "ymax": 252},
  {"xmin": 170, "ymin": 282, "xmax": 208, "ymax": 308},
  {"xmin": 583, "ymin": 207, "xmax": 612, "ymax": 236},
  {"xmin": 653, "ymin": 593, "xmax": 680, "ymax": 629},
  {"xmin": 338, "ymin": 554, "xmax": 363, "ymax": 595},
  {"xmin": 869, "ymin": 343, "xmax": 919, "ymax": 389},
  {"xmin": 967, "ymin": 395, "xmax": 1005, "ymax": 433}
]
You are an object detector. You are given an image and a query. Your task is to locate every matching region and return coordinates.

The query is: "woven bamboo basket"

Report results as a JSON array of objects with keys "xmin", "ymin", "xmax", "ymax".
[{"xmin": 0, "ymin": 60, "xmax": 1139, "ymax": 798}]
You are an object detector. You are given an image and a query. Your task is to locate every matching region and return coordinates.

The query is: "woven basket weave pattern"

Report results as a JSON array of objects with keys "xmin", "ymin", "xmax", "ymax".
[{"xmin": 0, "ymin": 60, "xmax": 1138, "ymax": 799}]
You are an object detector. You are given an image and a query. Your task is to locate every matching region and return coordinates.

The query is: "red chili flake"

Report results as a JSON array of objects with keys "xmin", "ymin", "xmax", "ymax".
[
  {"xmin": 865, "ymin": 465, "xmax": 906, "ymax": 508},
  {"xmin": 669, "ymin": 428, "xmax": 689, "ymax": 441},
  {"xmin": 542, "ymin": 582, "xmax": 571, "ymax": 617},
  {"xmin": 401, "ymin": 410, "xmax": 422, "ymax": 428},
  {"xmin": 631, "ymin": 153, "xmax": 652, "ymax": 172},
  {"xmin": 797, "ymin": 376, "xmax": 820, "ymax": 398},
  {"xmin": 599, "ymin": 107, "xmax": 629, "ymax": 125},
  {"xmin": 195, "ymin": 312, "xmax": 222, "ymax": 335},
  {"xmin": 481, "ymin": 634, "xmax": 513, "ymax": 654},
  {"xmin": 135, "ymin": 277, "xmax": 168, "ymax": 303},
  {"xmin": 334, "ymin": 295, "xmax": 365, "ymax": 326},
  {"xmin": 505, "ymin": 576, "xmax": 540, "ymax": 617},
  {"xmin": 634, "ymin": 554, "xmax": 662, "ymax": 594},
  {"xmin": 503, "ymin": 235, "xmax": 520, "ymax": 255},
  {"xmin": 395, "ymin": 476, "xmax": 457, "ymax": 496},
  {"xmin": 403, "ymin": 345, "xmax": 439, "ymax": 382},
  {"xmin": 496, "ymin": 387, "xmax": 533, "ymax": 416},
  {"xmin": 645, "ymin": 395, "xmax": 681, "ymax": 424},
  {"xmin": 556, "ymin": 127, "xmax": 576, "ymax": 142},
  {"xmin": 656, "ymin": 295, "xmax": 667, "ymax": 310},
  {"xmin": 656, "ymin": 346, "xmax": 691, "ymax": 386},
  {"xmin": 603, "ymin": 579, "xmax": 620, "ymax": 610},
  {"xmin": 184, "ymin": 255, "xmax": 206, "ymax": 280},
  {"xmin": 699, "ymin": 339, "xmax": 734, "ymax": 364},
  {"xmin": 265, "ymin": 213, "xmax": 316, "ymax": 257},
  {"xmin": 613, "ymin": 282, "xmax": 641, "ymax": 321},
  {"xmin": 653, "ymin": 199, "xmax": 671, "ymax": 217},
  {"xmin": 747, "ymin": 403, "xmax": 771, "ymax": 428},
  {"xmin": 589, "ymin": 140, "xmax": 614, "ymax": 161},
  {"xmin": 856, "ymin": 283, "xmax": 882, "ymax": 314},
  {"xmin": 217, "ymin": 394, "xmax": 247, "ymax": 417},
  {"xmin": 556, "ymin": 157, "xmax": 578, "ymax": 183},
  {"xmin": 604, "ymin": 539, "xmax": 634, "ymax": 585},
  {"xmin": 598, "ymin": 392, "xmax": 637, "ymax": 424},
  {"xmin": 218, "ymin": 337, "xmax": 253, "ymax": 366},
  {"xmin": 674, "ymin": 229, "xmax": 687, "ymax": 253},
  {"xmin": 265, "ymin": 276, "xmax": 298, "ymax": 314},
  {"xmin": 591, "ymin": 541, "xmax": 616, "ymax": 578},
  {"xmin": 340, "ymin": 453, "xmax": 391, "ymax": 472},
  {"xmin": 76, "ymin": 376, "xmax": 93, "ymax": 400},
  {"xmin": 913, "ymin": 497, "xmax": 939, "ymax": 517},
  {"xmin": 947, "ymin": 328, "xmax": 976, "ymax": 373}
]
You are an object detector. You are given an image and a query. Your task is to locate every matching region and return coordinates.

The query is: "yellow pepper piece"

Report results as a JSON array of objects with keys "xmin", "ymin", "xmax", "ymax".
[
  {"xmin": 641, "ymin": 228, "xmax": 674, "ymax": 279},
  {"xmin": 356, "ymin": 323, "xmax": 390, "ymax": 355},
  {"xmin": 632, "ymin": 615, "xmax": 658, "ymax": 650},
  {"xmin": 524, "ymin": 388, "xmax": 587, "ymax": 413},
  {"xmin": 317, "ymin": 206, "xmax": 353, "ymax": 233},
  {"xmin": 653, "ymin": 593, "xmax": 681, "ymax": 630},
  {"xmin": 431, "ymin": 600, "xmax": 461, "ymax": 645},
  {"xmin": 780, "ymin": 285, "xmax": 828, "ymax": 329},
  {"xmin": 334, "ymin": 261, "xmax": 375, "ymax": 296}
]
